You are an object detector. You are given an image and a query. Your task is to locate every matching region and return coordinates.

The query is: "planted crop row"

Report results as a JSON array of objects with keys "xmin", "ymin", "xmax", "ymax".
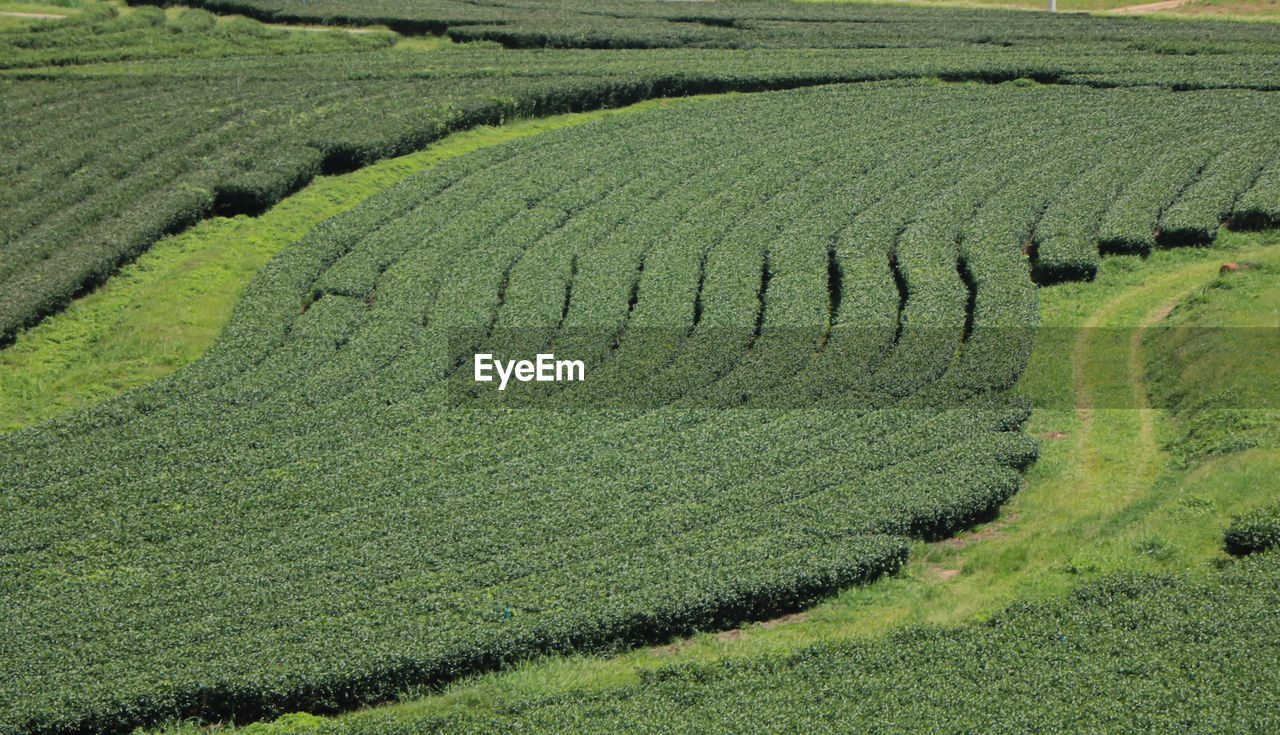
[
  {"xmin": 4, "ymin": 82, "xmax": 1280, "ymax": 733},
  {"xmin": 1225, "ymin": 504, "xmax": 1280, "ymax": 556},
  {"xmin": 354, "ymin": 552, "xmax": 1280, "ymax": 734},
  {"xmin": 4, "ymin": 8, "xmax": 1280, "ymax": 342},
  {"xmin": 151, "ymin": 0, "xmax": 1280, "ymax": 51},
  {"xmin": 0, "ymin": 6, "xmax": 389, "ymax": 69}
]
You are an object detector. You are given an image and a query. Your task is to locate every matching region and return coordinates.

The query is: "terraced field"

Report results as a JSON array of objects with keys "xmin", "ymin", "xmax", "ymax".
[
  {"xmin": 5, "ymin": 5, "xmax": 1280, "ymax": 345},
  {"xmin": 326, "ymin": 551, "xmax": 1280, "ymax": 734},
  {"xmin": 4, "ymin": 79, "xmax": 1280, "ymax": 734},
  {"xmin": 148, "ymin": 0, "xmax": 1280, "ymax": 49},
  {"xmin": 5, "ymin": 3, "xmax": 1280, "ymax": 734}
]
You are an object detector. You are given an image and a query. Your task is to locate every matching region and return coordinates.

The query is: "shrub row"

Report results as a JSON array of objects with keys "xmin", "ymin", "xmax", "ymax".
[
  {"xmin": 1225, "ymin": 503, "xmax": 1280, "ymax": 556},
  {"xmin": 4, "ymin": 8, "xmax": 1280, "ymax": 341},
  {"xmin": 7, "ymin": 80, "xmax": 1280, "ymax": 732},
  {"xmin": 142, "ymin": 0, "xmax": 1280, "ymax": 51},
  {"xmin": 333, "ymin": 553, "xmax": 1280, "ymax": 734}
]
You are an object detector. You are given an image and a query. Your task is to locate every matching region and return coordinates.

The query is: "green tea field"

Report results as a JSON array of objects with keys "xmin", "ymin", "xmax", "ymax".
[{"xmin": 1, "ymin": 2, "xmax": 1278, "ymax": 734}]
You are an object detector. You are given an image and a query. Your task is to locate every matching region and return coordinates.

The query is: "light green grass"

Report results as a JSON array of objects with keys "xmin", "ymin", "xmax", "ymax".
[
  {"xmin": 1144, "ymin": 253, "xmax": 1280, "ymax": 463},
  {"xmin": 0, "ymin": 1, "xmax": 78, "ymax": 11},
  {"xmin": 0, "ymin": 97, "xmax": 697, "ymax": 434},
  {"xmin": 0, "ymin": 0, "xmax": 74, "ymax": 27}
]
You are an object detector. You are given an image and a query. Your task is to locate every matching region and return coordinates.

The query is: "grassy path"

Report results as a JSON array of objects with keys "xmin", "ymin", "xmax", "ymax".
[
  {"xmin": 1071, "ymin": 259, "xmax": 1234, "ymax": 534},
  {"xmin": 0, "ymin": 10, "xmax": 66, "ymax": 17}
]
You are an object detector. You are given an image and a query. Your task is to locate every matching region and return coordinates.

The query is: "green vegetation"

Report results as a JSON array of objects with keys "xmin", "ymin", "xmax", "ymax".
[
  {"xmin": 0, "ymin": 1, "xmax": 80, "ymax": 14},
  {"xmin": 5, "ymin": 1, "xmax": 1280, "ymax": 345},
  {"xmin": 0, "ymin": 102, "xmax": 670, "ymax": 433},
  {"xmin": 5, "ymin": 78, "xmax": 1280, "ymax": 733},
  {"xmin": 229, "ymin": 552, "xmax": 1280, "ymax": 734},
  {"xmin": 1145, "ymin": 258, "xmax": 1280, "ymax": 463},
  {"xmin": 1225, "ymin": 503, "xmax": 1280, "ymax": 554},
  {"xmin": 5, "ymin": 2, "xmax": 1280, "ymax": 734},
  {"xmin": 145, "ymin": 228, "xmax": 1280, "ymax": 735},
  {"xmin": 0, "ymin": 82, "xmax": 1034, "ymax": 734},
  {"xmin": 794, "ymin": 0, "xmax": 1280, "ymax": 21},
  {"xmin": 0, "ymin": 3, "xmax": 391, "ymax": 68},
  {"xmin": 0, "ymin": 1, "xmax": 74, "ymax": 29},
  {"xmin": 149, "ymin": 0, "xmax": 1280, "ymax": 48}
]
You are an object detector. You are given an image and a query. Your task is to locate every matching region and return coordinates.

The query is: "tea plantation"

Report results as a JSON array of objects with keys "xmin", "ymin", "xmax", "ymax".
[
  {"xmin": 3, "ymin": 2, "xmax": 1280, "ymax": 734},
  {"xmin": 143, "ymin": 0, "xmax": 1280, "ymax": 50},
  {"xmin": 4, "ymin": 77, "xmax": 1280, "ymax": 733},
  {"xmin": 4, "ymin": 5, "xmax": 1280, "ymax": 344},
  {"xmin": 293, "ymin": 551, "xmax": 1280, "ymax": 734}
]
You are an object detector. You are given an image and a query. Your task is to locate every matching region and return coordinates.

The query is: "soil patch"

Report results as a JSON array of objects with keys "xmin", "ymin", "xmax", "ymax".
[
  {"xmin": 926, "ymin": 565, "xmax": 961, "ymax": 582},
  {"xmin": 940, "ymin": 512, "xmax": 1019, "ymax": 549},
  {"xmin": 759, "ymin": 613, "xmax": 808, "ymax": 629}
]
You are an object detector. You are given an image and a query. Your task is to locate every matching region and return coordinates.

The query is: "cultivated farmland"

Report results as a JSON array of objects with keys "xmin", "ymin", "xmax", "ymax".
[
  {"xmin": 319, "ymin": 551, "xmax": 1280, "ymax": 734},
  {"xmin": 2, "ymin": 2, "xmax": 1280, "ymax": 734},
  {"xmin": 4, "ymin": 79, "xmax": 1280, "ymax": 733},
  {"xmin": 142, "ymin": 0, "xmax": 1280, "ymax": 49},
  {"xmin": 5, "ymin": 6, "xmax": 1280, "ymax": 344}
]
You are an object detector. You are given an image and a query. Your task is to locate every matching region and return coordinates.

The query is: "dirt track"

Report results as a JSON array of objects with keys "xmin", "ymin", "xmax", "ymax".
[
  {"xmin": 1110, "ymin": 0, "xmax": 1193, "ymax": 13},
  {"xmin": 0, "ymin": 11, "xmax": 68, "ymax": 18}
]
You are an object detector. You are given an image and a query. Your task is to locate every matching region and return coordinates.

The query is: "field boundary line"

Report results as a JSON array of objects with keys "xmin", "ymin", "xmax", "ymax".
[
  {"xmin": 0, "ymin": 10, "xmax": 66, "ymax": 18},
  {"xmin": 1109, "ymin": 0, "xmax": 1193, "ymax": 12}
]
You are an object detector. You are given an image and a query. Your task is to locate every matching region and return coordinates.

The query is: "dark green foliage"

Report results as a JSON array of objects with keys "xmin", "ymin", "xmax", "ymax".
[
  {"xmin": 170, "ymin": 8, "xmax": 218, "ymax": 34},
  {"xmin": 355, "ymin": 553, "xmax": 1280, "ymax": 734},
  {"xmin": 3, "ymin": 6, "xmax": 1280, "ymax": 733},
  {"xmin": 144, "ymin": 0, "xmax": 1280, "ymax": 52},
  {"xmin": 1225, "ymin": 504, "xmax": 1280, "ymax": 555},
  {"xmin": 4, "ymin": 79, "xmax": 1280, "ymax": 733},
  {"xmin": 0, "ymin": 6, "xmax": 384, "ymax": 69},
  {"xmin": 4, "ymin": 4, "xmax": 1280, "ymax": 341},
  {"xmin": 128, "ymin": 5, "xmax": 168, "ymax": 27},
  {"xmin": 5, "ymin": 4, "xmax": 1280, "ymax": 343},
  {"xmin": 0, "ymin": 83, "xmax": 1058, "ymax": 734}
]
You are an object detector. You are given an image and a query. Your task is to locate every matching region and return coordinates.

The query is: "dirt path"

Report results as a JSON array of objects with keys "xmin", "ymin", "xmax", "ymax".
[
  {"xmin": 0, "ymin": 10, "xmax": 67, "ymax": 18},
  {"xmin": 1070, "ymin": 248, "xmax": 1279, "ymax": 505},
  {"xmin": 1110, "ymin": 0, "xmax": 1194, "ymax": 13},
  {"xmin": 268, "ymin": 24, "xmax": 383, "ymax": 34},
  {"xmin": 1072, "ymin": 266, "xmax": 1202, "ymax": 502}
]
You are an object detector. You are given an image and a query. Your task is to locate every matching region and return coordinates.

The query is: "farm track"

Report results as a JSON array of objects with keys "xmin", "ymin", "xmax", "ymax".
[
  {"xmin": 0, "ymin": 11, "xmax": 65, "ymax": 18},
  {"xmin": 1073, "ymin": 244, "xmax": 1280, "ymax": 519},
  {"xmin": 1111, "ymin": 0, "xmax": 1194, "ymax": 12}
]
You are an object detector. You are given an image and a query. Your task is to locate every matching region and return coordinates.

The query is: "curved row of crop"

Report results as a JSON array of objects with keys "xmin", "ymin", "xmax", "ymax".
[
  {"xmin": 4, "ymin": 82, "xmax": 1280, "ymax": 734},
  {"xmin": 5, "ymin": 8, "xmax": 1280, "ymax": 345},
  {"xmin": 385, "ymin": 552, "xmax": 1280, "ymax": 734},
  {"xmin": 140, "ymin": 0, "xmax": 1280, "ymax": 51}
]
